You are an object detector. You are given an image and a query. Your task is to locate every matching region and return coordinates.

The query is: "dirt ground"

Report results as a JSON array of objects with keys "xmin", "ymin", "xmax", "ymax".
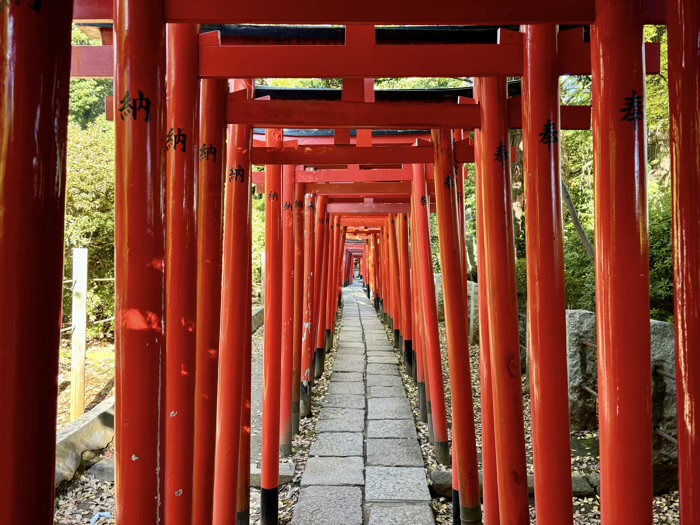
[{"xmin": 57, "ymin": 340, "xmax": 115, "ymax": 430}]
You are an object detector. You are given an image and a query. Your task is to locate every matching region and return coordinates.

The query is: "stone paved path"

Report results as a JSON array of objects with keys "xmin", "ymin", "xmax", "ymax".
[{"xmin": 292, "ymin": 282, "xmax": 434, "ymax": 525}]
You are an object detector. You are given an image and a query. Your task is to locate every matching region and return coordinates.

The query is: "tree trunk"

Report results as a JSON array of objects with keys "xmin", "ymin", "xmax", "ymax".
[{"xmin": 561, "ymin": 180, "xmax": 595, "ymax": 259}]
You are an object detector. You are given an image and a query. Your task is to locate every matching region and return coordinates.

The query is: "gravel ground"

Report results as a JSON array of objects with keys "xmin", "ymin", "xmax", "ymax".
[
  {"xmin": 394, "ymin": 321, "xmax": 680, "ymax": 525},
  {"xmin": 54, "ymin": 316, "xmax": 342, "ymax": 525}
]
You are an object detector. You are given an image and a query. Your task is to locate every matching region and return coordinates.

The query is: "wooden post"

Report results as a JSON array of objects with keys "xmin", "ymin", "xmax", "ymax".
[{"xmin": 70, "ymin": 248, "xmax": 88, "ymax": 421}]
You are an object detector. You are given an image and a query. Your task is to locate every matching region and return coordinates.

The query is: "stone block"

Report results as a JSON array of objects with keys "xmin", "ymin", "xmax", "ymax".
[
  {"xmin": 329, "ymin": 382, "xmax": 366, "ymax": 396},
  {"xmin": 323, "ymin": 394, "xmax": 366, "ymax": 410},
  {"xmin": 309, "ymin": 432, "xmax": 364, "ymax": 457},
  {"xmin": 342, "ymin": 333, "xmax": 365, "ymax": 343},
  {"xmin": 339, "ymin": 342, "xmax": 365, "ymax": 349},
  {"xmin": 301, "ymin": 456, "xmax": 365, "ymax": 486},
  {"xmin": 367, "ymin": 397, "xmax": 412, "ymax": 420},
  {"xmin": 334, "ymin": 355, "xmax": 366, "ymax": 373},
  {"xmin": 337, "ymin": 346, "xmax": 366, "ymax": 356},
  {"xmin": 566, "ymin": 309, "xmax": 598, "ymax": 430},
  {"xmin": 368, "ymin": 355, "xmax": 398, "ymax": 364},
  {"xmin": 366, "ymin": 503, "xmax": 434, "ymax": 525},
  {"xmin": 365, "ymin": 467, "xmax": 431, "ymax": 502},
  {"xmin": 367, "ymin": 363, "xmax": 399, "ymax": 376},
  {"xmin": 368, "ymin": 386, "xmax": 406, "ymax": 398},
  {"xmin": 317, "ymin": 417, "xmax": 365, "ymax": 433},
  {"xmin": 332, "ymin": 372, "xmax": 364, "ymax": 382},
  {"xmin": 250, "ymin": 461, "xmax": 295, "ymax": 487},
  {"xmin": 366, "ymin": 419, "xmax": 417, "ymax": 439},
  {"xmin": 367, "ymin": 375, "xmax": 404, "ymax": 388},
  {"xmin": 366, "ymin": 439, "xmax": 423, "ymax": 466},
  {"xmin": 292, "ymin": 486, "xmax": 362, "ymax": 525}
]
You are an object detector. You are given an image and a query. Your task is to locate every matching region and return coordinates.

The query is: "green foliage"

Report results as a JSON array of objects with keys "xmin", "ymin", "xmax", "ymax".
[
  {"xmin": 648, "ymin": 182, "xmax": 674, "ymax": 322},
  {"xmin": 70, "ymin": 26, "xmax": 113, "ymax": 128},
  {"xmin": 64, "ymin": 119, "xmax": 116, "ymax": 337}
]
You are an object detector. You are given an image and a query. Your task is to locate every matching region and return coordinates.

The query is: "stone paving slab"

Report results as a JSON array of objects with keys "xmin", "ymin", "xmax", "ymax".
[
  {"xmin": 366, "ymin": 363, "xmax": 400, "ymax": 376},
  {"xmin": 292, "ymin": 487, "xmax": 363, "ymax": 525},
  {"xmin": 329, "ymin": 381, "xmax": 366, "ymax": 395},
  {"xmin": 342, "ymin": 333, "xmax": 365, "ymax": 343},
  {"xmin": 334, "ymin": 356, "xmax": 366, "ymax": 373},
  {"xmin": 366, "ymin": 419, "xmax": 418, "ymax": 439},
  {"xmin": 365, "ymin": 467, "xmax": 431, "ymax": 502},
  {"xmin": 367, "ymin": 355, "xmax": 398, "ymax": 364},
  {"xmin": 337, "ymin": 347, "xmax": 366, "ymax": 356},
  {"xmin": 319, "ymin": 407, "xmax": 365, "ymax": 421},
  {"xmin": 366, "ymin": 375, "xmax": 404, "ymax": 387},
  {"xmin": 367, "ymin": 386, "xmax": 406, "ymax": 398},
  {"xmin": 366, "ymin": 438, "xmax": 424, "ymax": 467},
  {"xmin": 302, "ymin": 456, "xmax": 365, "ymax": 486},
  {"xmin": 367, "ymin": 397, "xmax": 413, "ymax": 420},
  {"xmin": 365, "ymin": 503, "xmax": 434, "ymax": 525},
  {"xmin": 333, "ymin": 372, "xmax": 364, "ymax": 382},
  {"xmin": 317, "ymin": 417, "xmax": 365, "ymax": 433},
  {"xmin": 323, "ymin": 394, "xmax": 366, "ymax": 410},
  {"xmin": 309, "ymin": 432, "xmax": 364, "ymax": 457},
  {"xmin": 338, "ymin": 342, "xmax": 366, "ymax": 349}
]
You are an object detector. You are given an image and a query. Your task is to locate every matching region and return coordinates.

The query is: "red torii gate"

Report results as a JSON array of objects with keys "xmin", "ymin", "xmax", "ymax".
[{"xmin": 1, "ymin": 2, "xmax": 699, "ymax": 525}]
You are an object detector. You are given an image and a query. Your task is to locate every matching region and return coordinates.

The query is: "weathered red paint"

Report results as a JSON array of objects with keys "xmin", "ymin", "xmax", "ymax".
[
  {"xmin": 478, "ymin": 77, "xmax": 530, "ymax": 524},
  {"xmin": 112, "ymin": 0, "xmax": 167, "ymax": 521},
  {"xmin": 280, "ymin": 163, "xmax": 296, "ymax": 457},
  {"xmin": 261, "ymin": 128, "xmax": 284, "ymax": 523},
  {"xmin": 473, "ymin": 109, "xmax": 500, "ymax": 524},
  {"xmin": 300, "ymin": 194, "xmax": 317, "ymax": 417},
  {"xmin": 591, "ymin": 0, "xmax": 653, "ymax": 522},
  {"xmin": 0, "ymin": 2, "xmax": 73, "ymax": 523},
  {"xmin": 668, "ymin": 0, "xmax": 700, "ymax": 520},
  {"xmin": 522, "ymin": 24, "xmax": 574, "ymax": 525},
  {"xmin": 212, "ymin": 79, "xmax": 254, "ymax": 525},
  {"xmin": 192, "ymin": 78, "xmax": 227, "ymax": 525},
  {"xmin": 432, "ymin": 129, "xmax": 481, "ymax": 523},
  {"xmin": 292, "ymin": 182, "xmax": 305, "ymax": 435},
  {"xmin": 411, "ymin": 162, "xmax": 450, "ymax": 464},
  {"xmin": 164, "ymin": 24, "xmax": 200, "ymax": 522}
]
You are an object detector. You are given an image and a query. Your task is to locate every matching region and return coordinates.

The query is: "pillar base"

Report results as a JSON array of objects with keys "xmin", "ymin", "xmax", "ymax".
[
  {"xmin": 324, "ymin": 330, "xmax": 332, "ymax": 352},
  {"xmin": 418, "ymin": 382, "xmax": 427, "ymax": 423},
  {"xmin": 453, "ymin": 489, "xmax": 460, "ymax": 525},
  {"xmin": 435, "ymin": 440, "xmax": 451, "ymax": 466},
  {"xmin": 260, "ymin": 487, "xmax": 278, "ymax": 525},
  {"xmin": 313, "ymin": 348, "xmax": 325, "ymax": 379},
  {"xmin": 280, "ymin": 442, "xmax": 292, "ymax": 458},
  {"xmin": 460, "ymin": 505, "xmax": 482, "ymax": 524},
  {"xmin": 393, "ymin": 330, "xmax": 401, "ymax": 349},
  {"xmin": 237, "ymin": 509, "xmax": 250, "ymax": 525},
  {"xmin": 411, "ymin": 348, "xmax": 418, "ymax": 383},
  {"xmin": 300, "ymin": 383, "xmax": 312, "ymax": 418},
  {"xmin": 404, "ymin": 339, "xmax": 413, "ymax": 380},
  {"xmin": 427, "ymin": 403, "xmax": 435, "ymax": 445},
  {"xmin": 292, "ymin": 402, "xmax": 300, "ymax": 435},
  {"xmin": 374, "ymin": 296, "xmax": 380, "ymax": 311}
]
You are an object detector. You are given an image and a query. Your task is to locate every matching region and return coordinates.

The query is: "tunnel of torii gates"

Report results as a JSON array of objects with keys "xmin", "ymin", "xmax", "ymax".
[{"xmin": 1, "ymin": 0, "xmax": 699, "ymax": 524}]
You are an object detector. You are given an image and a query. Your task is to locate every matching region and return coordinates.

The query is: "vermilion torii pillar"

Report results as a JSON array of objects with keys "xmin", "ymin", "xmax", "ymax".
[
  {"xmin": 668, "ymin": 0, "xmax": 700, "ymax": 521},
  {"xmin": 522, "ymin": 24, "xmax": 573, "ymax": 525},
  {"xmin": 478, "ymin": 76, "xmax": 530, "ymax": 524},
  {"xmin": 388, "ymin": 214, "xmax": 402, "ymax": 347},
  {"xmin": 164, "ymin": 24, "xmax": 199, "ymax": 522},
  {"xmin": 292, "ymin": 183, "xmax": 305, "ymax": 435},
  {"xmin": 192, "ymin": 77, "xmax": 227, "ymax": 525},
  {"xmin": 411, "ymin": 162, "xmax": 450, "ymax": 465},
  {"xmin": 313, "ymin": 199, "xmax": 329, "ymax": 378},
  {"xmin": 432, "ymin": 129, "xmax": 481, "ymax": 524},
  {"xmin": 261, "ymin": 128, "xmax": 284, "ymax": 524},
  {"xmin": 300, "ymin": 194, "xmax": 317, "ymax": 418},
  {"xmin": 592, "ymin": 0, "xmax": 653, "ymax": 522},
  {"xmin": 112, "ymin": 0, "xmax": 167, "ymax": 522},
  {"xmin": 0, "ymin": 2, "xmax": 72, "ymax": 523},
  {"xmin": 409, "ymin": 211, "xmax": 428, "ymax": 422},
  {"xmin": 473, "ymin": 109, "xmax": 500, "ymax": 524},
  {"xmin": 213, "ymin": 79, "xmax": 254, "ymax": 525},
  {"xmin": 314, "ymin": 214, "xmax": 331, "ymax": 378},
  {"xmin": 280, "ymin": 163, "xmax": 295, "ymax": 458},
  {"xmin": 398, "ymin": 213, "xmax": 414, "ymax": 380}
]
